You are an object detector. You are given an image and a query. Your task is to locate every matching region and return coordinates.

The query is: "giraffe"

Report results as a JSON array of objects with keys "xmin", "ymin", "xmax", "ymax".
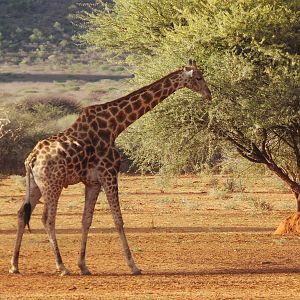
[{"xmin": 9, "ymin": 59, "xmax": 211, "ymax": 276}]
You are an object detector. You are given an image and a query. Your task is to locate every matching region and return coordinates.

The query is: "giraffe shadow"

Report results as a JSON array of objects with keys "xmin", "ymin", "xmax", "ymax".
[
  {"xmin": 84, "ymin": 267, "xmax": 300, "ymax": 277},
  {"xmin": 0, "ymin": 226, "xmax": 275, "ymax": 235},
  {"xmin": 144, "ymin": 267, "xmax": 300, "ymax": 276}
]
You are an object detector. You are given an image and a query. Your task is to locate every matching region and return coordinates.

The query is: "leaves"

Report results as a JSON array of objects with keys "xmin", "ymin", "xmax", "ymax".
[{"xmin": 80, "ymin": 0, "xmax": 300, "ymax": 180}]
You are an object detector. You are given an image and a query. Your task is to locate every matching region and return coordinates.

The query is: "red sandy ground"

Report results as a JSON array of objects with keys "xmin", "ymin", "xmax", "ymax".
[{"xmin": 0, "ymin": 174, "xmax": 300, "ymax": 299}]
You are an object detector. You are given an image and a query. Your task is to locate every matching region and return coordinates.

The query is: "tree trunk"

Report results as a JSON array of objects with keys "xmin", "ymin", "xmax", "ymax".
[
  {"xmin": 294, "ymin": 192, "xmax": 300, "ymax": 213},
  {"xmin": 266, "ymin": 162, "xmax": 300, "ymax": 212}
]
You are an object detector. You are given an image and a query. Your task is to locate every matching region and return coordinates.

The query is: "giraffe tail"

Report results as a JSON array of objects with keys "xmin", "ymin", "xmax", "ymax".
[
  {"xmin": 24, "ymin": 203, "xmax": 31, "ymax": 233},
  {"xmin": 23, "ymin": 165, "xmax": 32, "ymax": 233}
]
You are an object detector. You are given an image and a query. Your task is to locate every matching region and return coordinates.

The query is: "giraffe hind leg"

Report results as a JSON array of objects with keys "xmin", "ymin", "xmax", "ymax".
[{"xmin": 10, "ymin": 179, "xmax": 42, "ymax": 274}]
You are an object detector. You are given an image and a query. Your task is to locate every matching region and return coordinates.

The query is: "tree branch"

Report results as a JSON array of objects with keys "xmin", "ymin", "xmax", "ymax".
[
  {"xmin": 225, "ymin": 133, "xmax": 267, "ymax": 163},
  {"xmin": 270, "ymin": 126, "xmax": 294, "ymax": 149},
  {"xmin": 290, "ymin": 130, "xmax": 300, "ymax": 169},
  {"xmin": 266, "ymin": 161, "xmax": 300, "ymax": 195},
  {"xmin": 236, "ymin": 148, "xmax": 265, "ymax": 163}
]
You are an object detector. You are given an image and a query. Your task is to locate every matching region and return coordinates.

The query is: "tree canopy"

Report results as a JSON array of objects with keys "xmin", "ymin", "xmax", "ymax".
[{"xmin": 79, "ymin": 0, "xmax": 300, "ymax": 205}]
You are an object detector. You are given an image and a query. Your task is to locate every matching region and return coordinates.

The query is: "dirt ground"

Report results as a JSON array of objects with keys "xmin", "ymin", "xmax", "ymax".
[{"xmin": 1, "ymin": 174, "xmax": 300, "ymax": 299}]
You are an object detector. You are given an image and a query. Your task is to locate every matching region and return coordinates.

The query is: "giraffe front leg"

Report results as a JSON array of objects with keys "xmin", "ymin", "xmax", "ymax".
[
  {"xmin": 78, "ymin": 184, "xmax": 101, "ymax": 275},
  {"xmin": 115, "ymin": 218, "xmax": 142, "ymax": 275},
  {"xmin": 102, "ymin": 175, "xmax": 141, "ymax": 275}
]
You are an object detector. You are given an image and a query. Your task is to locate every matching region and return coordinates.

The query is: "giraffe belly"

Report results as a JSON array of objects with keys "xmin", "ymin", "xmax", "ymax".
[
  {"xmin": 83, "ymin": 168, "xmax": 99, "ymax": 186},
  {"xmin": 64, "ymin": 168, "xmax": 99, "ymax": 187},
  {"xmin": 64, "ymin": 171, "xmax": 81, "ymax": 187}
]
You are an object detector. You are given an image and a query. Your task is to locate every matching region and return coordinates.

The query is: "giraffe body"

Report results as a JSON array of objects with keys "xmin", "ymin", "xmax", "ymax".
[{"xmin": 10, "ymin": 60, "xmax": 211, "ymax": 275}]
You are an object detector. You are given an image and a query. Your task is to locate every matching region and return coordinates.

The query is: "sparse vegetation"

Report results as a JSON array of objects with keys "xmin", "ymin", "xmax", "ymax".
[
  {"xmin": 11, "ymin": 175, "xmax": 26, "ymax": 192},
  {"xmin": 223, "ymin": 177, "xmax": 246, "ymax": 193},
  {"xmin": 250, "ymin": 197, "xmax": 273, "ymax": 212},
  {"xmin": 0, "ymin": 174, "xmax": 299, "ymax": 297},
  {"xmin": 154, "ymin": 174, "xmax": 176, "ymax": 193},
  {"xmin": 208, "ymin": 187, "xmax": 227, "ymax": 200},
  {"xmin": 0, "ymin": 0, "xmax": 95, "ymax": 64},
  {"xmin": 18, "ymin": 94, "xmax": 82, "ymax": 114},
  {"xmin": 0, "ymin": 97, "xmax": 82, "ymax": 174}
]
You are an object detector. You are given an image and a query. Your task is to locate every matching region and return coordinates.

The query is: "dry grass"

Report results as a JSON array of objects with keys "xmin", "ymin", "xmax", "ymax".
[
  {"xmin": 18, "ymin": 94, "xmax": 82, "ymax": 113},
  {"xmin": 0, "ymin": 62, "xmax": 131, "ymax": 107}
]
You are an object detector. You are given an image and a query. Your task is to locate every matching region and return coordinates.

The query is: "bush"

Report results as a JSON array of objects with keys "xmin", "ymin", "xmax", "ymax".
[
  {"xmin": 79, "ymin": 0, "xmax": 300, "ymax": 186},
  {"xmin": 0, "ymin": 96, "xmax": 82, "ymax": 174},
  {"xmin": 18, "ymin": 94, "xmax": 82, "ymax": 114},
  {"xmin": 116, "ymin": 90, "xmax": 223, "ymax": 174}
]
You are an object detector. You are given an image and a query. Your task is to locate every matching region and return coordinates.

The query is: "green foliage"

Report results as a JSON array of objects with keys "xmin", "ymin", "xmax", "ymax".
[
  {"xmin": 29, "ymin": 28, "xmax": 44, "ymax": 43},
  {"xmin": 53, "ymin": 21, "xmax": 64, "ymax": 33},
  {"xmin": 117, "ymin": 91, "xmax": 221, "ymax": 174},
  {"xmin": 0, "ymin": 97, "xmax": 81, "ymax": 174},
  {"xmin": 80, "ymin": 0, "xmax": 300, "ymax": 182},
  {"xmin": 0, "ymin": 0, "xmax": 94, "ymax": 63}
]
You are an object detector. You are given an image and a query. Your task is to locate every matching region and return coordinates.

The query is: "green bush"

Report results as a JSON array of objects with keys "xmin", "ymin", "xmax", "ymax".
[
  {"xmin": 117, "ymin": 91, "xmax": 222, "ymax": 174},
  {"xmin": 79, "ymin": 0, "xmax": 300, "ymax": 181},
  {"xmin": 0, "ymin": 96, "xmax": 82, "ymax": 174}
]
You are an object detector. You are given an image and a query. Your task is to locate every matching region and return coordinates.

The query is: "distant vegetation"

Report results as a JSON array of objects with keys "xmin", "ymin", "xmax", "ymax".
[
  {"xmin": 0, "ymin": 0, "xmax": 95, "ymax": 64},
  {"xmin": 0, "ymin": 95, "xmax": 81, "ymax": 174},
  {"xmin": 0, "ymin": 0, "xmax": 128, "ymax": 174}
]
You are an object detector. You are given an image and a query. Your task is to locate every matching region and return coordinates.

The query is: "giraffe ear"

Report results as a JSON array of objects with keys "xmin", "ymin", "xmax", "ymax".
[{"xmin": 188, "ymin": 59, "xmax": 197, "ymax": 69}]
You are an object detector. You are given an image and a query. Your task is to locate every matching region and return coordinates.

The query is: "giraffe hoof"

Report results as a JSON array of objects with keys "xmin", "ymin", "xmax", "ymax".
[
  {"xmin": 81, "ymin": 269, "xmax": 92, "ymax": 276},
  {"xmin": 79, "ymin": 264, "xmax": 92, "ymax": 275},
  {"xmin": 132, "ymin": 268, "xmax": 142, "ymax": 275},
  {"xmin": 60, "ymin": 269, "xmax": 71, "ymax": 276},
  {"xmin": 9, "ymin": 268, "xmax": 20, "ymax": 274}
]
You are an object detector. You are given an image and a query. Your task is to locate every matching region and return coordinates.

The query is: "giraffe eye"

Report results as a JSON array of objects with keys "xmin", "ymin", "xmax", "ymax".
[{"xmin": 196, "ymin": 77, "xmax": 202, "ymax": 81}]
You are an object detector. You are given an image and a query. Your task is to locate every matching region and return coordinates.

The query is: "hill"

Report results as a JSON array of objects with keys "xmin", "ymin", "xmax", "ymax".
[{"xmin": 0, "ymin": 0, "xmax": 95, "ymax": 63}]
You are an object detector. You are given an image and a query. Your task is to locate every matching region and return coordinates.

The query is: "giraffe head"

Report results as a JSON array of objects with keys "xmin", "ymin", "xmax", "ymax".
[{"xmin": 182, "ymin": 59, "xmax": 212, "ymax": 100}]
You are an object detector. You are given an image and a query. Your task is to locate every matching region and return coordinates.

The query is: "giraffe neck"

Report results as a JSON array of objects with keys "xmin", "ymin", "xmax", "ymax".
[
  {"xmin": 68, "ymin": 69, "xmax": 187, "ymax": 142},
  {"xmin": 101, "ymin": 70, "xmax": 186, "ymax": 137}
]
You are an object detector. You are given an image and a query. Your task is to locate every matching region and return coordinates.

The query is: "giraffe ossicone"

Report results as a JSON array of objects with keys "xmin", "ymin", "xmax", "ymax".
[{"xmin": 10, "ymin": 60, "xmax": 211, "ymax": 276}]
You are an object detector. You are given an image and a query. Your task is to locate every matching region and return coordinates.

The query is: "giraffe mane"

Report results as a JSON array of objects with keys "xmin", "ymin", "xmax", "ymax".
[{"xmin": 108, "ymin": 69, "xmax": 182, "ymax": 105}]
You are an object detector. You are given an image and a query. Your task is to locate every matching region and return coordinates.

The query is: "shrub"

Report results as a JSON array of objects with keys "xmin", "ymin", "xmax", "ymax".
[
  {"xmin": 79, "ymin": 0, "xmax": 300, "ymax": 209},
  {"xmin": 0, "ymin": 96, "xmax": 82, "ymax": 175},
  {"xmin": 250, "ymin": 197, "xmax": 273, "ymax": 212},
  {"xmin": 18, "ymin": 94, "xmax": 82, "ymax": 114}
]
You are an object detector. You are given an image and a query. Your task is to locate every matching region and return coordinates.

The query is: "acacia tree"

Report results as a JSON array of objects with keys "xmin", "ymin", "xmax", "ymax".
[{"xmin": 78, "ymin": 1, "xmax": 300, "ymax": 211}]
